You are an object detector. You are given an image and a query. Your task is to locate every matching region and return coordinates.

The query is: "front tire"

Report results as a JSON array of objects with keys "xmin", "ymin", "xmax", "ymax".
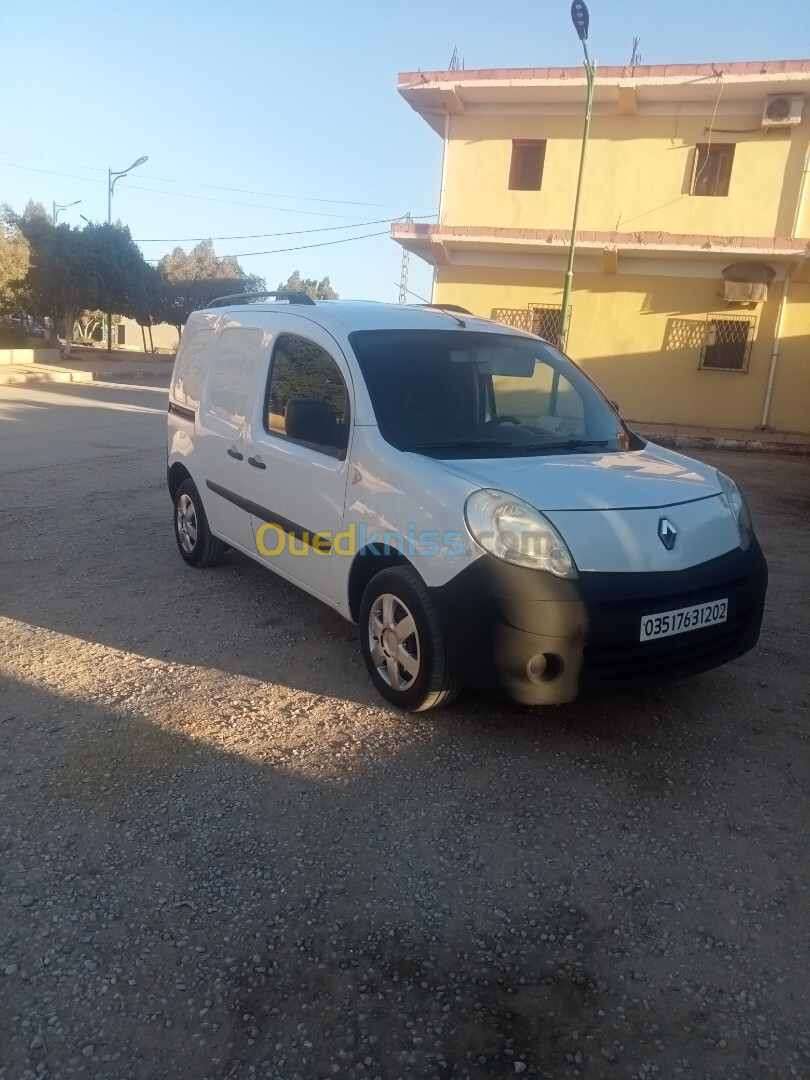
[
  {"xmin": 359, "ymin": 566, "xmax": 460, "ymax": 712},
  {"xmin": 173, "ymin": 479, "xmax": 226, "ymax": 568}
]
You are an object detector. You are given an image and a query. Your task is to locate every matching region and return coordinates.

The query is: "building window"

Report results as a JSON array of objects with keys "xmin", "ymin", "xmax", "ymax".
[
  {"xmin": 116, "ymin": 323, "xmax": 126, "ymax": 345},
  {"xmin": 692, "ymin": 143, "xmax": 735, "ymax": 197},
  {"xmin": 491, "ymin": 303, "xmax": 568, "ymax": 346},
  {"xmin": 700, "ymin": 314, "xmax": 756, "ymax": 372},
  {"xmin": 509, "ymin": 140, "xmax": 546, "ymax": 191},
  {"xmin": 529, "ymin": 304, "xmax": 565, "ymax": 344}
]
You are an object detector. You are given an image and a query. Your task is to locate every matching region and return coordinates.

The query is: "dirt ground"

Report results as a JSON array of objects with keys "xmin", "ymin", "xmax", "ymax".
[{"xmin": 0, "ymin": 380, "xmax": 808, "ymax": 1080}]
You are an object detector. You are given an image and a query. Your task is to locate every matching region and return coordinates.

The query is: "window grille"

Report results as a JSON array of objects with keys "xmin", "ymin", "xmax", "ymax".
[
  {"xmin": 700, "ymin": 314, "xmax": 756, "ymax": 372},
  {"xmin": 491, "ymin": 303, "xmax": 568, "ymax": 346}
]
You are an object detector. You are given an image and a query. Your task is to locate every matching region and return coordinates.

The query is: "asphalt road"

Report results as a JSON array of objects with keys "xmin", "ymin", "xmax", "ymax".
[
  {"xmin": 0, "ymin": 379, "xmax": 167, "ymax": 474},
  {"xmin": 0, "ymin": 378, "xmax": 808, "ymax": 1080}
]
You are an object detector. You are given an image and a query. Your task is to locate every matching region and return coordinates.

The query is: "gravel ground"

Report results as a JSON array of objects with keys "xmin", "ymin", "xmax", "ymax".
[{"xmin": 0, "ymin": 383, "xmax": 808, "ymax": 1079}]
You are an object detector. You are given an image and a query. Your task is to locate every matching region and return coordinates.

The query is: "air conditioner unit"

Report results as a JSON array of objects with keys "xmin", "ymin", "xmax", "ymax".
[
  {"xmin": 724, "ymin": 280, "xmax": 767, "ymax": 304},
  {"xmin": 762, "ymin": 94, "xmax": 804, "ymax": 127}
]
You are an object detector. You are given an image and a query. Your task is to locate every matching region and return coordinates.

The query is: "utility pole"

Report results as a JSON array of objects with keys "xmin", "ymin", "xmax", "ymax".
[
  {"xmin": 559, "ymin": 1, "xmax": 596, "ymax": 353},
  {"xmin": 107, "ymin": 155, "xmax": 148, "ymax": 353}
]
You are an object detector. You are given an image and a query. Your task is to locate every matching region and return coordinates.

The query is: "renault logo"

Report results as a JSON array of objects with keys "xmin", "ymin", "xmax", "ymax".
[{"xmin": 658, "ymin": 518, "xmax": 677, "ymax": 550}]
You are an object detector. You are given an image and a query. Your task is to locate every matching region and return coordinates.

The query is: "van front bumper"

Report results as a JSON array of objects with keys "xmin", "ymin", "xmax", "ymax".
[{"xmin": 429, "ymin": 541, "xmax": 768, "ymax": 705}]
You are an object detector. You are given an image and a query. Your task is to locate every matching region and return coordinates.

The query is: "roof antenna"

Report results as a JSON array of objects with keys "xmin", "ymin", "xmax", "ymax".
[
  {"xmin": 629, "ymin": 37, "xmax": 641, "ymax": 67},
  {"xmin": 448, "ymin": 46, "xmax": 463, "ymax": 71},
  {"xmin": 394, "ymin": 284, "xmax": 468, "ymax": 328}
]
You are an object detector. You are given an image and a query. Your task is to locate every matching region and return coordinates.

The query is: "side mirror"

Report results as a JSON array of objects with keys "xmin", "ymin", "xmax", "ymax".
[{"xmin": 285, "ymin": 397, "xmax": 347, "ymax": 450}]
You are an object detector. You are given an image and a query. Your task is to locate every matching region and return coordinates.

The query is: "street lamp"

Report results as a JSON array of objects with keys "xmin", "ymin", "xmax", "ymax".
[
  {"xmin": 559, "ymin": 1, "xmax": 596, "ymax": 351},
  {"xmin": 106, "ymin": 155, "xmax": 148, "ymax": 352},
  {"xmin": 49, "ymin": 201, "xmax": 81, "ymax": 345},
  {"xmin": 53, "ymin": 199, "xmax": 81, "ymax": 223}
]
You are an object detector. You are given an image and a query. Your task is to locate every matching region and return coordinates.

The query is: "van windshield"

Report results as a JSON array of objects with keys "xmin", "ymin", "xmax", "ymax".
[{"xmin": 349, "ymin": 329, "xmax": 632, "ymax": 459}]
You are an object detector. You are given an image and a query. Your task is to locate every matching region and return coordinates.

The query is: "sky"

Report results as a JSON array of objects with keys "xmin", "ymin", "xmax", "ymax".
[{"xmin": 1, "ymin": 0, "xmax": 807, "ymax": 305}]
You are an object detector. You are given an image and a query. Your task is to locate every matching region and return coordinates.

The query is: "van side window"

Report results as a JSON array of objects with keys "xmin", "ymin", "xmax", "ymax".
[
  {"xmin": 265, "ymin": 335, "xmax": 350, "ymax": 457},
  {"xmin": 204, "ymin": 327, "xmax": 264, "ymax": 429},
  {"xmin": 172, "ymin": 327, "xmax": 213, "ymax": 409}
]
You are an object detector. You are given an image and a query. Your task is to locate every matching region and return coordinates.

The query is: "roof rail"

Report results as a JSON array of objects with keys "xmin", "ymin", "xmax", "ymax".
[
  {"xmin": 206, "ymin": 290, "xmax": 316, "ymax": 308},
  {"xmin": 419, "ymin": 303, "xmax": 473, "ymax": 315}
]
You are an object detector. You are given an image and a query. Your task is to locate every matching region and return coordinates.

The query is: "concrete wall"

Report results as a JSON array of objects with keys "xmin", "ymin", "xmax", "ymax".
[
  {"xmin": 434, "ymin": 265, "xmax": 809, "ymax": 435},
  {"xmin": 0, "ymin": 348, "xmax": 62, "ymax": 367},
  {"xmin": 442, "ymin": 110, "xmax": 810, "ymax": 238},
  {"xmin": 767, "ymin": 281, "xmax": 810, "ymax": 433},
  {"xmin": 117, "ymin": 318, "xmax": 179, "ymax": 353}
]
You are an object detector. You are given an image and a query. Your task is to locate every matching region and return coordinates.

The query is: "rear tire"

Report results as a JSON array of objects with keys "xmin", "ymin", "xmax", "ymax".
[
  {"xmin": 173, "ymin": 479, "xmax": 226, "ymax": 568},
  {"xmin": 359, "ymin": 565, "xmax": 461, "ymax": 712}
]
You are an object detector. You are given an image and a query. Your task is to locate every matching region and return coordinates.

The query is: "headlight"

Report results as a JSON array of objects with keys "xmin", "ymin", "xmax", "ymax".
[
  {"xmin": 464, "ymin": 488, "xmax": 578, "ymax": 578},
  {"xmin": 717, "ymin": 472, "xmax": 753, "ymax": 551}
]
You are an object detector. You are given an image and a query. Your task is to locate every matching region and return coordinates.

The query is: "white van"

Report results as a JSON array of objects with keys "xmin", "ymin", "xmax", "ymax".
[{"xmin": 167, "ymin": 293, "xmax": 767, "ymax": 711}]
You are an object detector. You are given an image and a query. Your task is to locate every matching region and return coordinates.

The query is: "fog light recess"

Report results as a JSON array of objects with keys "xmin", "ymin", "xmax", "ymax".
[{"xmin": 526, "ymin": 652, "xmax": 564, "ymax": 684}]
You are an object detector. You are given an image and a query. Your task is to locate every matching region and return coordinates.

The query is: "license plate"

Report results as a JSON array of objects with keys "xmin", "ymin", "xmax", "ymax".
[{"xmin": 640, "ymin": 598, "xmax": 728, "ymax": 642}]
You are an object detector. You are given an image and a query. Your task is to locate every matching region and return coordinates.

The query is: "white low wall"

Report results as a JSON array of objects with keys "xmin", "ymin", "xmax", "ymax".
[{"xmin": 0, "ymin": 348, "xmax": 62, "ymax": 366}]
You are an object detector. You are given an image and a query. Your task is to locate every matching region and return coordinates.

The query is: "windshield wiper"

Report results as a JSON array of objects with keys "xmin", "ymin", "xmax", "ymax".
[
  {"xmin": 522, "ymin": 439, "xmax": 613, "ymax": 453},
  {"xmin": 412, "ymin": 439, "xmax": 516, "ymax": 451},
  {"xmin": 412, "ymin": 438, "xmax": 615, "ymax": 454}
]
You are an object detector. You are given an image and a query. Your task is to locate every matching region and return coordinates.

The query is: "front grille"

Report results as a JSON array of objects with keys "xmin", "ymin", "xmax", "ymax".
[
  {"xmin": 594, "ymin": 575, "xmax": 750, "ymax": 616},
  {"xmin": 584, "ymin": 612, "xmax": 750, "ymax": 683}
]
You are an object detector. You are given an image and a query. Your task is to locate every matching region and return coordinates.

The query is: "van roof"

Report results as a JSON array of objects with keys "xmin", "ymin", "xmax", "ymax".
[{"xmin": 198, "ymin": 298, "xmax": 530, "ymax": 339}]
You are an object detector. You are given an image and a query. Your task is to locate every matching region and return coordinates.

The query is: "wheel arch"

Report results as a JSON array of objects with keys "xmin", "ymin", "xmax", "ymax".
[
  {"xmin": 167, "ymin": 461, "xmax": 193, "ymax": 500},
  {"xmin": 347, "ymin": 545, "xmax": 416, "ymax": 622}
]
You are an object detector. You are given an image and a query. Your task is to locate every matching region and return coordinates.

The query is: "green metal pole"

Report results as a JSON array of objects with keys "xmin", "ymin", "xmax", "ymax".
[
  {"xmin": 107, "ymin": 168, "xmax": 113, "ymax": 353},
  {"xmin": 559, "ymin": 46, "xmax": 596, "ymax": 352}
]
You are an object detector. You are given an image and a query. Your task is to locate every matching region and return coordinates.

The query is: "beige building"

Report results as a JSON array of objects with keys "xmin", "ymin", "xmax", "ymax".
[
  {"xmin": 393, "ymin": 59, "xmax": 810, "ymax": 435},
  {"xmin": 116, "ymin": 318, "xmax": 180, "ymax": 353}
]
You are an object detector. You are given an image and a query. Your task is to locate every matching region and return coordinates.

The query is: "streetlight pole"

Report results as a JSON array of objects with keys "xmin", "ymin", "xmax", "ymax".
[
  {"xmin": 49, "ymin": 201, "xmax": 82, "ymax": 345},
  {"xmin": 106, "ymin": 155, "xmax": 148, "ymax": 353},
  {"xmin": 559, "ymin": 0, "xmax": 596, "ymax": 352},
  {"xmin": 53, "ymin": 199, "xmax": 81, "ymax": 224}
]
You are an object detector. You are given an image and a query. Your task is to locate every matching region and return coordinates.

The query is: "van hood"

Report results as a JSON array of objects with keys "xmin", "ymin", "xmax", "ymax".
[{"xmin": 431, "ymin": 445, "xmax": 722, "ymax": 512}]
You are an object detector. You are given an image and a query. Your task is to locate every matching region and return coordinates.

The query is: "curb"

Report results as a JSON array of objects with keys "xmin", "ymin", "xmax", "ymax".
[
  {"xmin": 0, "ymin": 368, "xmax": 94, "ymax": 386},
  {"xmin": 90, "ymin": 369, "xmax": 172, "ymax": 380},
  {"xmin": 643, "ymin": 431, "xmax": 810, "ymax": 456},
  {"xmin": 0, "ymin": 367, "xmax": 171, "ymax": 386}
]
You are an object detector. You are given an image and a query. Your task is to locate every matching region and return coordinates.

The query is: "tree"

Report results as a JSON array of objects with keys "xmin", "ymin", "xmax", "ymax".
[
  {"xmin": 277, "ymin": 271, "xmax": 338, "ymax": 300},
  {"xmin": 0, "ymin": 215, "xmax": 30, "ymax": 313},
  {"xmin": 15, "ymin": 218, "xmax": 91, "ymax": 356},
  {"xmin": 81, "ymin": 221, "xmax": 151, "ymax": 324},
  {"xmin": 13, "ymin": 208, "xmax": 154, "ymax": 357},
  {"xmin": 157, "ymin": 239, "xmax": 265, "ymax": 336}
]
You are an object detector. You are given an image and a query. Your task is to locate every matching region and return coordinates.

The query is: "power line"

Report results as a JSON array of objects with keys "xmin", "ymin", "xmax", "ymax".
[
  {"xmin": 146, "ymin": 229, "xmax": 391, "ymax": 263},
  {"xmin": 0, "ymin": 160, "xmax": 395, "ymax": 220},
  {"xmin": 134, "ymin": 173, "xmax": 416, "ymax": 209},
  {"xmin": 0, "ymin": 151, "xmax": 425, "ymax": 211},
  {"xmin": 134, "ymin": 215, "xmax": 436, "ymax": 243},
  {"xmin": 205, "ymin": 230, "xmax": 392, "ymax": 259}
]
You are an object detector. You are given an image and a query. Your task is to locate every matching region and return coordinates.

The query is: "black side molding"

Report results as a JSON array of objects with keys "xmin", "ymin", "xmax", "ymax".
[
  {"xmin": 168, "ymin": 401, "xmax": 195, "ymax": 422},
  {"xmin": 205, "ymin": 480, "xmax": 332, "ymax": 552}
]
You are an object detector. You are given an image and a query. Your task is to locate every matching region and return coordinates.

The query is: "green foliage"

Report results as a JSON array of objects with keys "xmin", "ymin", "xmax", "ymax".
[
  {"xmin": 8, "ymin": 200, "xmax": 157, "ymax": 352},
  {"xmin": 156, "ymin": 239, "xmax": 266, "ymax": 331},
  {"xmin": 12, "ymin": 210, "xmax": 151, "ymax": 319},
  {"xmin": 277, "ymin": 270, "xmax": 338, "ymax": 300},
  {"xmin": 0, "ymin": 214, "xmax": 30, "ymax": 312}
]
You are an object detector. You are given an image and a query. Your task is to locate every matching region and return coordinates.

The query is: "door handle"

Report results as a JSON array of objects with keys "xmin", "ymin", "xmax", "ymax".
[
  {"xmin": 247, "ymin": 456, "xmax": 266, "ymax": 470},
  {"xmin": 227, "ymin": 447, "xmax": 243, "ymax": 460}
]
